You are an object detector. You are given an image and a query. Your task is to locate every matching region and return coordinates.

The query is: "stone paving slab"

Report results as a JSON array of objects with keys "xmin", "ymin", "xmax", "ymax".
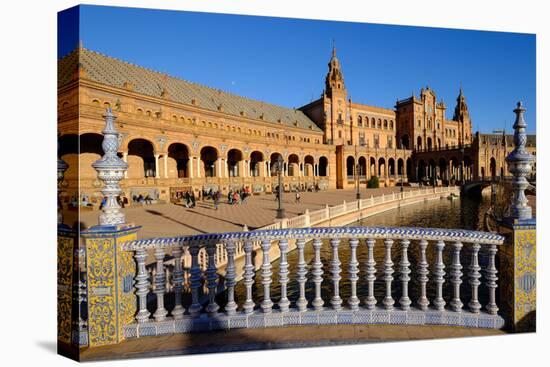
[
  {"xmin": 73, "ymin": 187, "xmax": 418, "ymax": 239},
  {"xmin": 79, "ymin": 323, "xmax": 505, "ymax": 361}
]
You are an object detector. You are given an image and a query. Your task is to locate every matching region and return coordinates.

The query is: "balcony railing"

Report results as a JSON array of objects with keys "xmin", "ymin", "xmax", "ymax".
[{"xmin": 121, "ymin": 225, "xmax": 505, "ymax": 338}]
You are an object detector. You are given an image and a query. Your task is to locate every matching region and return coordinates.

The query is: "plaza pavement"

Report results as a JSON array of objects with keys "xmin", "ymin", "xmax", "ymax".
[{"xmin": 76, "ymin": 187, "xmax": 419, "ymax": 239}]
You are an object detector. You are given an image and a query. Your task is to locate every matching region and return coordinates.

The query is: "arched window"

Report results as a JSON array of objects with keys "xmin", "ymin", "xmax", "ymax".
[
  {"xmin": 371, "ymin": 117, "xmax": 375, "ymax": 128},
  {"xmin": 358, "ymin": 115, "xmax": 363, "ymax": 126},
  {"xmin": 389, "ymin": 120, "xmax": 394, "ymax": 130},
  {"xmin": 384, "ymin": 120, "xmax": 388, "ymax": 129}
]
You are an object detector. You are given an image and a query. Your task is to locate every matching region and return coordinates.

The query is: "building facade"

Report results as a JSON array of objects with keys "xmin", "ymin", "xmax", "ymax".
[{"xmin": 57, "ymin": 46, "xmax": 535, "ymax": 207}]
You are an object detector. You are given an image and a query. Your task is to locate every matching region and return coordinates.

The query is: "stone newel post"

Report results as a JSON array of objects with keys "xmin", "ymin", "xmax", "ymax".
[
  {"xmin": 500, "ymin": 102, "xmax": 536, "ymax": 332},
  {"xmin": 80, "ymin": 109, "xmax": 140, "ymax": 347},
  {"xmin": 91, "ymin": 108, "xmax": 128, "ymax": 226},
  {"xmin": 506, "ymin": 102, "xmax": 534, "ymax": 221}
]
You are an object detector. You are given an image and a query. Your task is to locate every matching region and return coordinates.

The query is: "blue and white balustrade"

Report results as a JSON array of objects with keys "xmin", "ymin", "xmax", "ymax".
[{"xmin": 121, "ymin": 226, "xmax": 505, "ymax": 338}]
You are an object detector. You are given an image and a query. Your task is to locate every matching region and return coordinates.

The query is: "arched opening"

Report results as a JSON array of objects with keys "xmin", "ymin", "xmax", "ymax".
[
  {"xmin": 370, "ymin": 157, "xmax": 376, "ymax": 177},
  {"xmin": 417, "ymin": 136, "xmax": 422, "ymax": 150},
  {"xmin": 437, "ymin": 138, "xmax": 441, "ymax": 150},
  {"xmin": 167, "ymin": 143, "xmax": 189, "ymax": 178},
  {"xmin": 270, "ymin": 153, "xmax": 283, "ymax": 176},
  {"xmin": 358, "ymin": 157, "xmax": 367, "ymax": 178},
  {"xmin": 438, "ymin": 158, "xmax": 447, "ymax": 181},
  {"xmin": 397, "ymin": 158, "xmax": 404, "ymax": 176},
  {"xmin": 200, "ymin": 146, "xmax": 218, "ymax": 177},
  {"xmin": 427, "ymin": 137, "xmax": 433, "ymax": 151},
  {"xmin": 418, "ymin": 159, "xmax": 426, "ymax": 181},
  {"xmin": 318, "ymin": 156, "xmax": 329, "ymax": 177},
  {"xmin": 388, "ymin": 158, "xmax": 395, "ymax": 177},
  {"xmin": 128, "ymin": 138, "xmax": 156, "ymax": 178},
  {"xmin": 288, "ymin": 154, "xmax": 300, "ymax": 176},
  {"xmin": 428, "ymin": 159, "xmax": 436, "ymax": 181},
  {"xmin": 490, "ymin": 158, "xmax": 497, "ymax": 180},
  {"xmin": 401, "ymin": 135, "xmax": 410, "ymax": 149},
  {"xmin": 346, "ymin": 156, "xmax": 355, "ymax": 178},
  {"xmin": 227, "ymin": 149, "xmax": 243, "ymax": 177},
  {"xmin": 250, "ymin": 151, "xmax": 263, "ymax": 177},
  {"xmin": 464, "ymin": 156, "xmax": 473, "ymax": 181},
  {"xmin": 378, "ymin": 157, "xmax": 386, "ymax": 177},
  {"xmin": 304, "ymin": 155, "xmax": 315, "ymax": 177}
]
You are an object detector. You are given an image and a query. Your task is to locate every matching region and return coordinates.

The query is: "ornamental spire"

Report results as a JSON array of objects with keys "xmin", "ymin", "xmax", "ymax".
[
  {"xmin": 92, "ymin": 108, "xmax": 128, "ymax": 226},
  {"xmin": 506, "ymin": 101, "xmax": 535, "ymax": 221}
]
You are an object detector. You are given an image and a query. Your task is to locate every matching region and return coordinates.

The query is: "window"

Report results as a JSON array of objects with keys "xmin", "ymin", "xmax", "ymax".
[
  {"xmin": 374, "ymin": 134, "xmax": 380, "ymax": 148},
  {"xmin": 358, "ymin": 116, "xmax": 363, "ymax": 126},
  {"xmin": 377, "ymin": 119, "xmax": 382, "ymax": 128},
  {"xmin": 387, "ymin": 136, "xmax": 393, "ymax": 149},
  {"xmin": 390, "ymin": 120, "xmax": 394, "ymax": 130},
  {"xmin": 384, "ymin": 120, "xmax": 388, "ymax": 129},
  {"xmin": 359, "ymin": 132, "xmax": 365, "ymax": 146},
  {"xmin": 371, "ymin": 117, "xmax": 375, "ymax": 128}
]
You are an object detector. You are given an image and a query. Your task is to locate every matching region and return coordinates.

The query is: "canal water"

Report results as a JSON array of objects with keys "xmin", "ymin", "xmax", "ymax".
[{"xmin": 233, "ymin": 194, "xmax": 496, "ymax": 310}]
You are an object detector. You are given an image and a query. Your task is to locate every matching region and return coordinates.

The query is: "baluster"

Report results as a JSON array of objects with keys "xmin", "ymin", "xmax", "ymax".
[
  {"xmin": 417, "ymin": 239, "xmax": 429, "ymax": 310},
  {"xmin": 135, "ymin": 247, "xmax": 150, "ymax": 323},
  {"xmin": 365, "ymin": 238, "xmax": 377, "ymax": 309},
  {"xmin": 296, "ymin": 238, "xmax": 308, "ymax": 312},
  {"xmin": 311, "ymin": 238, "xmax": 324, "ymax": 311},
  {"xmin": 153, "ymin": 247, "xmax": 168, "ymax": 321},
  {"xmin": 450, "ymin": 241, "xmax": 463, "ymax": 312},
  {"xmin": 486, "ymin": 244, "xmax": 499, "ymax": 315},
  {"xmin": 224, "ymin": 241, "xmax": 237, "ymax": 315},
  {"xmin": 382, "ymin": 239, "xmax": 394, "ymax": 310},
  {"xmin": 188, "ymin": 243, "xmax": 202, "ymax": 316},
  {"xmin": 348, "ymin": 238, "xmax": 360, "ymax": 310},
  {"xmin": 399, "ymin": 239, "xmax": 411, "ymax": 310},
  {"xmin": 330, "ymin": 238, "xmax": 342, "ymax": 310},
  {"xmin": 260, "ymin": 239, "xmax": 273, "ymax": 313},
  {"xmin": 165, "ymin": 268, "xmax": 171, "ymax": 293},
  {"xmin": 205, "ymin": 243, "xmax": 220, "ymax": 314},
  {"xmin": 468, "ymin": 243, "xmax": 482, "ymax": 313},
  {"xmin": 433, "ymin": 240, "xmax": 446, "ymax": 311},
  {"xmin": 242, "ymin": 240, "xmax": 255, "ymax": 314},
  {"xmin": 278, "ymin": 239, "xmax": 290, "ymax": 312},
  {"xmin": 171, "ymin": 245, "xmax": 185, "ymax": 319}
]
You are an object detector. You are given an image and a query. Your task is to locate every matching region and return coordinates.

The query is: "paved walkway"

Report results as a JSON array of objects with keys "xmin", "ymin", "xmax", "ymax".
[
  {"xmin": 75, "ymin": 187, "xmax": 419, "ymax": 239},
  {"xmin": 78, "ymin": 324, "xmax": 504, "ymax": 361}
]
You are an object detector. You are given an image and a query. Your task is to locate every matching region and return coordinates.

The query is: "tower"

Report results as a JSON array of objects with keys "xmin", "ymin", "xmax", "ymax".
[
  {"xmin": 323, "ymin": 45, "xmax": 349, "ymax": 145},
  {"xmin": 453, "ymin": 87, "xmax": 473, "ymax": 145}
]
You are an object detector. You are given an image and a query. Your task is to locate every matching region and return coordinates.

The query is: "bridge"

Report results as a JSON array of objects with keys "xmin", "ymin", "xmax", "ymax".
[{"xmin": 57, "ymin": 102, "xmax": 536, "ymax": 360}]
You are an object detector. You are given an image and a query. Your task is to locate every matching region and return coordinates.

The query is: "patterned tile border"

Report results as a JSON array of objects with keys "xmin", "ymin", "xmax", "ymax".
[{"xmin": 124, "ymin": 307, "xmax": 505, "ymax": 339}]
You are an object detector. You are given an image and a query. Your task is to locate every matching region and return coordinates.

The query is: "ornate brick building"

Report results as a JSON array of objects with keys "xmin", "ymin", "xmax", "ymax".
[{"xmin": 57, "ymin": 46, "xmax": 535, "ymax": 205}]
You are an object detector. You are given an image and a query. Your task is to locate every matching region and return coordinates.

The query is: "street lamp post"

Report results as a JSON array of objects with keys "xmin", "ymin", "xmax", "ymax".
[{"xmin": 276, "ymin": 155, "xmax": 286, "ymax": 219}]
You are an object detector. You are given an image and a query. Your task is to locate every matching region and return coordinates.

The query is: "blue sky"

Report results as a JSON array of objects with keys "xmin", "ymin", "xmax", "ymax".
[{"xmin": 59, "ymin": 5, "xmax": 536, "ymax": 133}]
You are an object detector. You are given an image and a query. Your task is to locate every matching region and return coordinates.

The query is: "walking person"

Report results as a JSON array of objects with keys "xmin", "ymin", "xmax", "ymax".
[
  {"xmin": 190, "ymin": 191, "xmax": 196, "ymax": 208},
  {"xmin": 295, "ymin": 190, "xmax": 301, "ymax": 204},
  {"xmin": 214, "ymin": 190, "xmax": 221, "ymax": 210}
]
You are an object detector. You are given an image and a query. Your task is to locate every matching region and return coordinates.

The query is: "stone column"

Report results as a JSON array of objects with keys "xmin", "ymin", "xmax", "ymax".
[
  {"xmin": 188, "ymin": 157, "xmax": 194, "ymax": 179},
  {"xmin": 122, "ymin": 152, "xmax": 128, "ymax": 178},
  {"xmin": 163, "ymin": 154, "xmax": 168, "ymax": 178},
  {"xmin": 217, "ymin": 157, "xmax": 223, "ymax": 178},
  {"xmin": 197, "ymin": 157, "xmax": 201, "ymax": 178},
  {"xmin": 154, "ymin": 154, "xmax": 160, "ymax": 178}
]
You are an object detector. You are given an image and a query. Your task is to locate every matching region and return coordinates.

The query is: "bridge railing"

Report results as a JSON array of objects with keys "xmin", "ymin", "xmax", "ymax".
[{"xmin": 120, "ymin": 226, "xmax": 505, "ymax": 338}]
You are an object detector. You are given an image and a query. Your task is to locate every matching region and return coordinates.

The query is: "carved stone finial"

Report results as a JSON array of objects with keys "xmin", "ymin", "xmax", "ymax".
[
  {"xmin": 506, "ymin": 101, "xmax": 535, "ymax": 220},
  {"xmin": 92, "ymin": 108, "xmax": 128, "ymax": 226}
]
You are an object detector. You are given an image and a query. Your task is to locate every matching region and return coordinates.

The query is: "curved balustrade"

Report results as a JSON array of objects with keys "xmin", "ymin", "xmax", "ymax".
[{"xmin": 122, "ymin": 226, "xmax": 505, "ymax": 339}]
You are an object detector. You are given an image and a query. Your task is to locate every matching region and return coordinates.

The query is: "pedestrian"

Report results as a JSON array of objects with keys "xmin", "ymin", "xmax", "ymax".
[
  {"xmin": 214, "ymin": 190, "xmax": 221, "ymax": 210},
  {"xmin": 295, "ymin": 190, "xmax": 301, "ymax": 204},
  {"xmin": 99, "ymin": 197, "xmax": 106, "ymax": 210},
  {"xmin": 184, "ymin": 191, "xmax": 190, "ymax": 208},
  {"xmin": 190, "ymin": 191, "xmax": 196, "ymax": 208}
]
